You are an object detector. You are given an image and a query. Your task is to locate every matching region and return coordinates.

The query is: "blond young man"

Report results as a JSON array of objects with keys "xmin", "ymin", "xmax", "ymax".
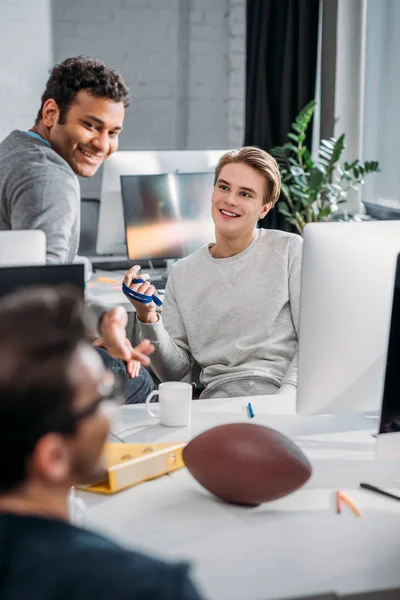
[{"xmin": 124, "ymin": 147, "xmax": 303, "ymax": 399}]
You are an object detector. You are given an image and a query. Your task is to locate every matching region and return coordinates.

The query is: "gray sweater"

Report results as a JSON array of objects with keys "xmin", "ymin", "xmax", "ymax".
[
  {"xmin": 0, "ymin": 130, "xmax": 80, "ymax": 264},
  {"xmin": 0, "ymin": 130, "xmax": 107, "ymax": 325},
  {"xmin": 138, "ymin": 229, "xmax": 303, "ymax": 398}
]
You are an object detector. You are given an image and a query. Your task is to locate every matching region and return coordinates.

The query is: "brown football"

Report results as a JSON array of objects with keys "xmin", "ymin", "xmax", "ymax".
[{"xmin": 182, "ymin": 423, "xmax": 312, "ymax": 506}]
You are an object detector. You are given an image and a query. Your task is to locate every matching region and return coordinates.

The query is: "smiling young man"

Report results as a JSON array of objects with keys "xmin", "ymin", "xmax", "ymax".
[
  {"xmin": 124, "ymin": 147, "xmax": 303, "ymax": 399},
  {"xmin": 0, "ymin": 56, "xmax": 127, "ymax": 263},
  {"xmin": 0, "ymin": 287, "xmax": 203, "ymax": 600},
  {"xmin": 0, "ymin": 56, "xmax": 156, "ymax": 403}
]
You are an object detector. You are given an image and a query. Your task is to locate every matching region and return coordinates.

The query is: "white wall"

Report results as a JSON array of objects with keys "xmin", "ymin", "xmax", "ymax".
[
  {"xmin": 363, "ymin": 0, "xmax": 400, "ymax": 206},
  {"xmin": 334, "ymin": 0, "xmax": 366, "ymax": 213},
  {"xmin": 228, "ymin": 0, "xmax": 245, "ymax": 148},
  {"xmin": 186, "ymin": 0, "xmax": 229, "ymax": 149},
  {"xmin": 51, "ymin": 0, "xmax": 246, "ymax": 197},
  {"xmin": 0, "ymin": 0, "xmax": 245, "ymax": 197},
  {"xmin": 0, "ymin": 0, "xmax": 53, "ymax": 141}
]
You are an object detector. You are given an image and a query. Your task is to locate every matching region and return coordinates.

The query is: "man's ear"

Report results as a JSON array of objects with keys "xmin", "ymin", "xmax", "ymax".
[
  {"xmin": 41, "ymin": 99, "xmax": 61, "ymax": 128},
  {"xmin": 31, "ymin": 432, "xmax": 70, "ymax": 483},
  {"xmin": 259, "ymin": 201, "xmax": 273, "ymax": 220}
]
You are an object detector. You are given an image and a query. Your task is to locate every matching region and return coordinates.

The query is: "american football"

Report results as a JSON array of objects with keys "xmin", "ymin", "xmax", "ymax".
[{"xmin": 182, "ymin": 422, "xmax": 312, "ymax": 506}]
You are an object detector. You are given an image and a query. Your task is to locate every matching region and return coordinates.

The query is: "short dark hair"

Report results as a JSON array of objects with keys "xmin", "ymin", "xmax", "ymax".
[
  {"xmin": 0, "ymin": 287, "xmax": 89, "ymax": 493},
  {"xmin": 36, "ymin": 56, "xmax": 130, "ymax": 124}
]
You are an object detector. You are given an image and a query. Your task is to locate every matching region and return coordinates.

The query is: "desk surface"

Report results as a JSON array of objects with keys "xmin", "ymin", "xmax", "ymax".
[
  {"xmin": 86, "ymin": 269, "xmax": 166, "ymax": 312},
  {"xmin": 78, "ymin": 394, "xmax": 400, "ymax": 600}
]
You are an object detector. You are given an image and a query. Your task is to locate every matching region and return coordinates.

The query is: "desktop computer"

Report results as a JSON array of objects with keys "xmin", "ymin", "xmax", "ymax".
[
  {"xmin": 296, "ymin": 221, "xmax": 400, "ymax": 416},
  {"xmin": 376, "ymin": 254, "xmax": 400, "ymax": 460},
  {"xmin": 96, "ymin": 149, "xmax": 228, "ymax": 258},
  {"xmin": 120, "ymin": 172, "xmax": 215, "ymax": 263}
]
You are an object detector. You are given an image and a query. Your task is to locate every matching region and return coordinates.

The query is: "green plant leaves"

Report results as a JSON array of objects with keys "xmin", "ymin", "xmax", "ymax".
[
  {"xmin": 270, "ymin": 101, "xmax": 380, "ymax": 232},
  {"xmin": 308, "ymin": 165, "xmax": 326, "ymax": 190}
]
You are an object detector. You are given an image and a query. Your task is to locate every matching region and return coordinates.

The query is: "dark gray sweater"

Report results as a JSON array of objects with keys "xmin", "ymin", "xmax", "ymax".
[
  {"xmin": 0, "ymin": 513, "xmax": 203, "ymax": 600},
  {"xmin": 0, "ymin": 130, "xmax": 80, "ymax": 264}
]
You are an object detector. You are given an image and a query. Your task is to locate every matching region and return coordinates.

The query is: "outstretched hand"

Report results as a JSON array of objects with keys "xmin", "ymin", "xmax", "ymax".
[{"xmin": 93, "ymin": 306, "xmax": 154, "ymax": 378}]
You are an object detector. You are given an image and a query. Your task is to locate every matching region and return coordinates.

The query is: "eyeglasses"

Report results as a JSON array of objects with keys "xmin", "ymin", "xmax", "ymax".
[
  {"xmin": 23, "ymin": 370, "xmax": 126, "ymax": 453},
  {"xmin": 71, "ymin": 370, "xmax": 125, "ymax": 425}
]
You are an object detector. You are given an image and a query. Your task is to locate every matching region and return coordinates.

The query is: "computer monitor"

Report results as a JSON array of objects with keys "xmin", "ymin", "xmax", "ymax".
[
  {"xmin": 379, "ymin": 253, "xmax": 400, "ymax": 431},
  {"xmin": 120, "ymin": 172, "xmax": 215, "ymax": 261},
  {"xmin": 297, "ymin": 221, "xmax": 400, "ymax": 415},
  {"xmin": 0, "ymin": 264, "xmax": 85, "ymax": 299},
  {"xmin": 96, "ymin": 149, "xmax": 229, "ymax": 256}
]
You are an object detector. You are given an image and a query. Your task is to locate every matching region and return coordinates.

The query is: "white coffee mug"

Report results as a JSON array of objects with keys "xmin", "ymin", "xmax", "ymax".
[{"xmin": 146, "ymin": 381, "xmax": 192, "ymax": 427}]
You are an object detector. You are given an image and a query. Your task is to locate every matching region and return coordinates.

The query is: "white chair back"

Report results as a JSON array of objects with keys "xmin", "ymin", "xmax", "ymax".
[{"xmin": 0, "ymin": 230, "xmax": 46, "ymax": 266}]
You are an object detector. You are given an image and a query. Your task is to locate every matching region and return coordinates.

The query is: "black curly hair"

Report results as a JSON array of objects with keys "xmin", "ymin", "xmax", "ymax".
[{"xmin": 35, "ymin": 56, "xmax": 130, "ymax": 124}]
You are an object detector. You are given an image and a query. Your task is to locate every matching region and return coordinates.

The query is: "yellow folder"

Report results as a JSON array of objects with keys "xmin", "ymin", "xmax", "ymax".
[{"xmin": 78, "ymin": 442, "xmax": 186, "ymax": 495}]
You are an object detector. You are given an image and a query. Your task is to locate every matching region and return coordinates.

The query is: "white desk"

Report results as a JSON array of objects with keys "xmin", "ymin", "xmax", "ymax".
[
  {"xmin": 87, "ymin": 268, "xmax": 166, "ymax": 312},
  {"xmin": 86, "ymin": 269, "xmax": 134, "ymax": 312},
  {"xmin": 86, "ymin": 269, "xmax": 165, "ymax": 341},
  {"xmin": 78, "ymin": 394, "xmax": 400, "ymax": 600}
]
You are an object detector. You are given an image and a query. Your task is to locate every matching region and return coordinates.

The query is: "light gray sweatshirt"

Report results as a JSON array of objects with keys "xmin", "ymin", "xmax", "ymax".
[{"xmin": 138, "ymin": 228, "xmax": 303, "ymax": 398}]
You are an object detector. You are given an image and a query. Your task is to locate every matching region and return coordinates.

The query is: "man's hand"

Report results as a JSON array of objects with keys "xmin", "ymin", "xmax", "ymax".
[
  {"xmin": 93, "ymin": 305, "xmax": 155, "ymax": 378},
  {"xmin": 124, "ymin": 265, "xmax": 159, "ymax": 324},
  {"xmin": 125, "ymin": 358, "xmax": 141, "ymax": 379}
]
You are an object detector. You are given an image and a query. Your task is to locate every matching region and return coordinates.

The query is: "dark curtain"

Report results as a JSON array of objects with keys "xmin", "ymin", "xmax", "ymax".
[{"xmin": 245, "ymin": 0, "xmax": 320, "ymax": 231}]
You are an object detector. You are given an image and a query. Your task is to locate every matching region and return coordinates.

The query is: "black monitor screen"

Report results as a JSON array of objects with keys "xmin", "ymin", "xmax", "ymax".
[
  {"xmin": 379, "ymin": 254, "xmax": 400, "ymax": 433},
  {"xmin": 0, "ymin": 264, "xmax": 85, "ymax": 299},
  {"xmin": 120, "ymin": 172, "xmax": 215, "ymax": 260}
]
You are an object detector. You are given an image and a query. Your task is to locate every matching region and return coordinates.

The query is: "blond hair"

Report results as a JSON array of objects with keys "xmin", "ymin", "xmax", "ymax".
[{"xmin": 214, "ymin": 146, "xmax": 281, "ymax": 206}]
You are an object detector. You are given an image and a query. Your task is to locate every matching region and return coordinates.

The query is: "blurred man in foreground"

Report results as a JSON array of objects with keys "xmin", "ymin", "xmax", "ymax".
[{"xmin": 0, "ymin": 286, "xmax": 202, "ymax": 600}]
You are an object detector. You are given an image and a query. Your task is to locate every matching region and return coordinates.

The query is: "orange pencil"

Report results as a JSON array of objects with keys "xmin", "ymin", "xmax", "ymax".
[
  {"xmin": 97, "ymin": 277, "xmax": 120, "ymax": 285},
  {"xmin": 337, "ymin": 491, "xmax": 362, "ymax": 517}
]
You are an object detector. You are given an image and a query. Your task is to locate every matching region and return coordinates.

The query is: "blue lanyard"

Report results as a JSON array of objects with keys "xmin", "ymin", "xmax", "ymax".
[
  {"xmin": 25, "ymin": 131, "xmax": 51, "ymax": 147},
  {"xmin": 122, "ymin": 278, "xmax": 163, "ymax": 307}
]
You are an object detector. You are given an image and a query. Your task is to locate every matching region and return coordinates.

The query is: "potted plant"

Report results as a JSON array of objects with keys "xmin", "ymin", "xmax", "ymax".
[{"xmin": 270, "ymin": 100, "xmax": 380, "ymax": 234}]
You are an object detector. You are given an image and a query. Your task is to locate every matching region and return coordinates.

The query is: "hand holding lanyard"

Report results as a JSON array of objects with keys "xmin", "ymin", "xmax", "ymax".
[{"xmin": 122, "ymin": 278, "xmax": 163, "ymax": 307}]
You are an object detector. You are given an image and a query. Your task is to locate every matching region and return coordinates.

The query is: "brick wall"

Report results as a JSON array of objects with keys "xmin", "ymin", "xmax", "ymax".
[
  {"xmin": 186, "ymin": 0, "xmax": 229, "ymax": 149},
  {"xmin": 228, "ymin": 0, "xmax": 245, "ymax": 147},
  {"xmin": 52, "ymin": 0, "xmax": 180, "ymax": 196},
  {"xmin": 0, "ymin": 0, "xmax": 246, "ymax": 197},
  {"xmin": 0, "ymin": 0, "xmax": 53, "ymax": 141}
]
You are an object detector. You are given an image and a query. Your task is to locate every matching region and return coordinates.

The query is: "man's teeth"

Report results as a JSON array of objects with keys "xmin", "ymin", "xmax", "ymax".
[
  {"xmin": 79, "ymin": 147, "xmax": 97, "ymax": 159},
  {"xmin": 221, "ymin": 209, "xmax": 239, "ymax": 217}
]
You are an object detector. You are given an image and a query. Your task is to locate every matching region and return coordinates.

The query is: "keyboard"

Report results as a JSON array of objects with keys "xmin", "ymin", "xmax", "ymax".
[{"xmin": 93, "ymin": 260, "xmax": 132, "ymax": 271}]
